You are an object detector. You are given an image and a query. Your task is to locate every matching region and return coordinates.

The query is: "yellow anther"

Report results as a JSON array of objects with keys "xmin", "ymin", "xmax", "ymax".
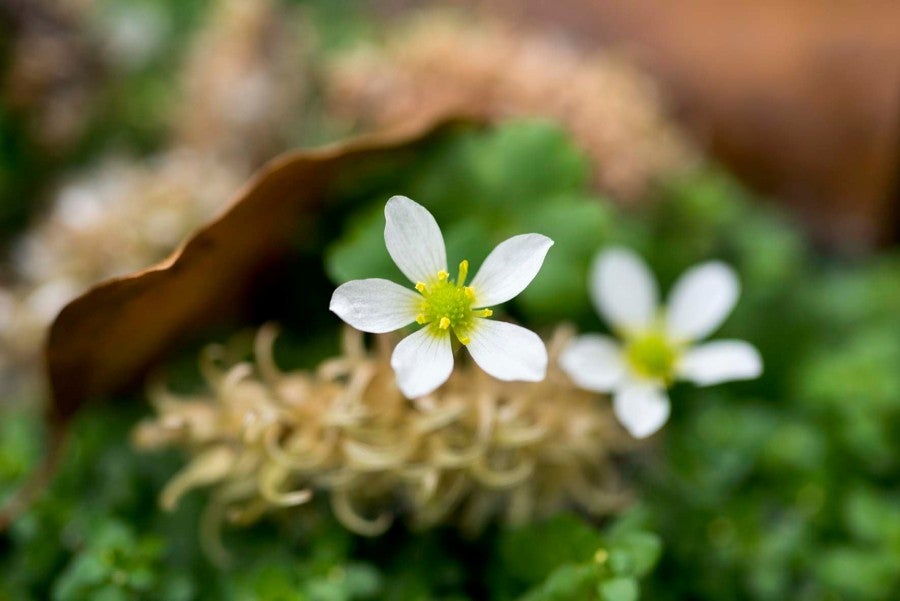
[
  {"xmin": 457, "ymin": 260, "xmax": 469, "ymax": 285},
  {"xmin": 594, "ymin": 549, "xmax": 609, "ymax": 564},
  {"xmin": 415, "ymin": 260, "xmax": 483, "ymax": 343}
]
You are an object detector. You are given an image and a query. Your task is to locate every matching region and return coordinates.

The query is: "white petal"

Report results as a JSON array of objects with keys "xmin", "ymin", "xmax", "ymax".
[
  {"xmin": 613, "ymin": 383, "xmax": 671, "ymax": 439},
  {"xmin": 678, "ymin": 340, "xmax": 762, "ymax": 386},
  {"xmin": 589, "ymin": 248, "xmax": 658, "ymax": 333},
  {"xmin": 559, "ymin": 334, "xmax": 626, "ymax": 393},
  {"xmin": 330, "ymin": 279, "xmax": 419, "ymax": 333},
  {"xmin": 390, "ymin": 327, "xmax": 454, "ymax": 398},
  {"xmin": 666, "ymin": 262, "xmax": 739, "ymax": 341},
  {"xmin": 466, "ymin": 319, "xmax": 547, "ymax": 382},
  {"xmin": 384, "ymin": 195, "xmax": 447, "ymax": 284},
  {"xmin": 469, "ymin": 234, "xmax": 554, "ymax": 306}
]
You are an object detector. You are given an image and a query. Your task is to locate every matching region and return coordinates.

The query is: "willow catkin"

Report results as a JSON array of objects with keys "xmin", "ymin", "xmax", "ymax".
[{"xmin": 134, "ymin": 323, "xmax": 634, "ymax": 548}]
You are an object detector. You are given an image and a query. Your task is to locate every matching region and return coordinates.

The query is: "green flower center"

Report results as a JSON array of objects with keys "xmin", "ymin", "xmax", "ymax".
[
  {"xmin": 415, "ymin": 260, "xmax": 492, "ymax": 345},
  {"xmin": 625, "ymin": 331, "xmax": 680, "ymax": 382}
]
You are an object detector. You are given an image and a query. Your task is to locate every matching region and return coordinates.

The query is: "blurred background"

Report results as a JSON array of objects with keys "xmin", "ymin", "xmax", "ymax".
[
  {"xmin": 471, "ymin": 0, "xmax": 900, "ymax": 249},
  {"xmin": 1, "ymin": 0, "xmax": 898, "ymax": 390},
  {"xmin": 2, "ymin": 1, "xmax": 900, "ymax": 599},
  {"xmin": 3, "ymin": 0, "xmax": 900, "ymax": 253},
  {"xmin": 2, "ymin": 0, "xmax": 895, "ymax": 393}
]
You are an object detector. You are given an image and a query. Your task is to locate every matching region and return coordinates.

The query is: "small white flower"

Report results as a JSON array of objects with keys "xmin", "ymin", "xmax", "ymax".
[
  {"xmin": 560, "ymin": 247, "xmax": 762, "ymax": 439},
  {"xmin": 330, "ymin": 195, "xmax": 554, "ymax": 398}
]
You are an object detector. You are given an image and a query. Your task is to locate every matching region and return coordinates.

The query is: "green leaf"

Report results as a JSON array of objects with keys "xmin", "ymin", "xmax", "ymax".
[
  {"xmin": 499, "ymin": 514, "xmax": 604, "ymax": 585},
  {"xmin": 516, "ymin": 195, "xmax": 613, "ymax": 321},
  {"xmin": 598, "ymin": 577, "xmax": 639, "ymax": 601},
  {"xmin": 518, "ymin": 564, "xmax": 597, "ymax": 601},
  {"xmin": 465, "ymin": 120, "xmax": 589, "ymax": 206},
  {"xmin": 815, "ymin": 548, "xmax": 900, "ymax": 600},
  {"xmin": 325, "ymin": 204, "xmax": 400, "ymax": 284},
  {"xmin": 605, "ymin": 531, "xmax": 662, "ymax": 578},
  {"xmin": 844, "ymin": 487, "xmax": 900, "ymax": 546}
]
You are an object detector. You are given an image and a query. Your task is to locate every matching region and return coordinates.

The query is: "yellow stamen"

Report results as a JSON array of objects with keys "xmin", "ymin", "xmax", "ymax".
[
  {"xmin": 457, "ymin": 260, "xmax": 469, "ymax": 286},
  {"xmin": 414, "ymin": 260, "xmax": 493, "ymax": 345}
]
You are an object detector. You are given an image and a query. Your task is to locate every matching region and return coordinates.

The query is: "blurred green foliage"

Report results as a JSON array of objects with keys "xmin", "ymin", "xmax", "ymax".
[
  {"xmin": 325, "ymin": 120, "xmax": 900, "ymax": 600},
  {"xmin": 616, "ymin": 175, "xmax": 900, "ymax": 601},
  {"xmin": 0, "ymin": 407, "xmax": 657, "ymax": 600},
  {"xmin": 495, "ymin": 513, "xmax": 661, "ymax": 601},
  {"xmin": 52, "ymin": 520, "xmax": 193, "ymax": 601}
]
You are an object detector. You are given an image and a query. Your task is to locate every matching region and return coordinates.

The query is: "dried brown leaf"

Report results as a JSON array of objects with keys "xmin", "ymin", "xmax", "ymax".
[{"xmin": 46, "ymin": 117, "xmax": 465, "ymax": 418}]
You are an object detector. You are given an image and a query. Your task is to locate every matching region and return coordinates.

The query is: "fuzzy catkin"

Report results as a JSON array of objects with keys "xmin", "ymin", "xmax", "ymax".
[{"xmin": 134, "ymin": 324, "xmax": 633, "ymax": 545}]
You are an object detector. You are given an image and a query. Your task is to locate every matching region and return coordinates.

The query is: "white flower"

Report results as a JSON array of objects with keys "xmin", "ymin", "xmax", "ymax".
[
  {"xmin": 560, "ymin": 247, "xmax": 762, "ymax": 439},
  {"xmin": 330, "ymin": 195, "xmax": 554, "ymax": 398}
]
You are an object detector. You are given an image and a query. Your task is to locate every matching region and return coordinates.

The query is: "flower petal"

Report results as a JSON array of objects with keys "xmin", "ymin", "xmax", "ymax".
[
  {"xmin": 384, "ymin": 195, "xmax": 447, "ymax": 284},
  {"xmin": 469, "ymin": 234, "xmax": 554, "ymax": 307},
  {"xmin": 678, "ymin": 340, "xmax": 762, "ymax": 386},
  {"xmin": 330, "ymin": 278, "xmax": 419, "ymax": 333},
  {"xmin": 589, "ymin": 247, "xmax": 658, "ymax": 332},
  {"xmin": 390, "ymin": 327, "xmax": 454, "ymax": 398},
  {"xmin": 613, "ymin": 383, "xmax": 671, "ymax": 439},
  {"xmin": 666, "ymin": 261, "xmax": 739, "ymax": 341},
  {"xmin": 466, "ymin": 319, "xmax": 547, "ymax": 382},
  {"xmin": 559, "ymin": 334, "xmax": 626, "ymax": 393}
]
